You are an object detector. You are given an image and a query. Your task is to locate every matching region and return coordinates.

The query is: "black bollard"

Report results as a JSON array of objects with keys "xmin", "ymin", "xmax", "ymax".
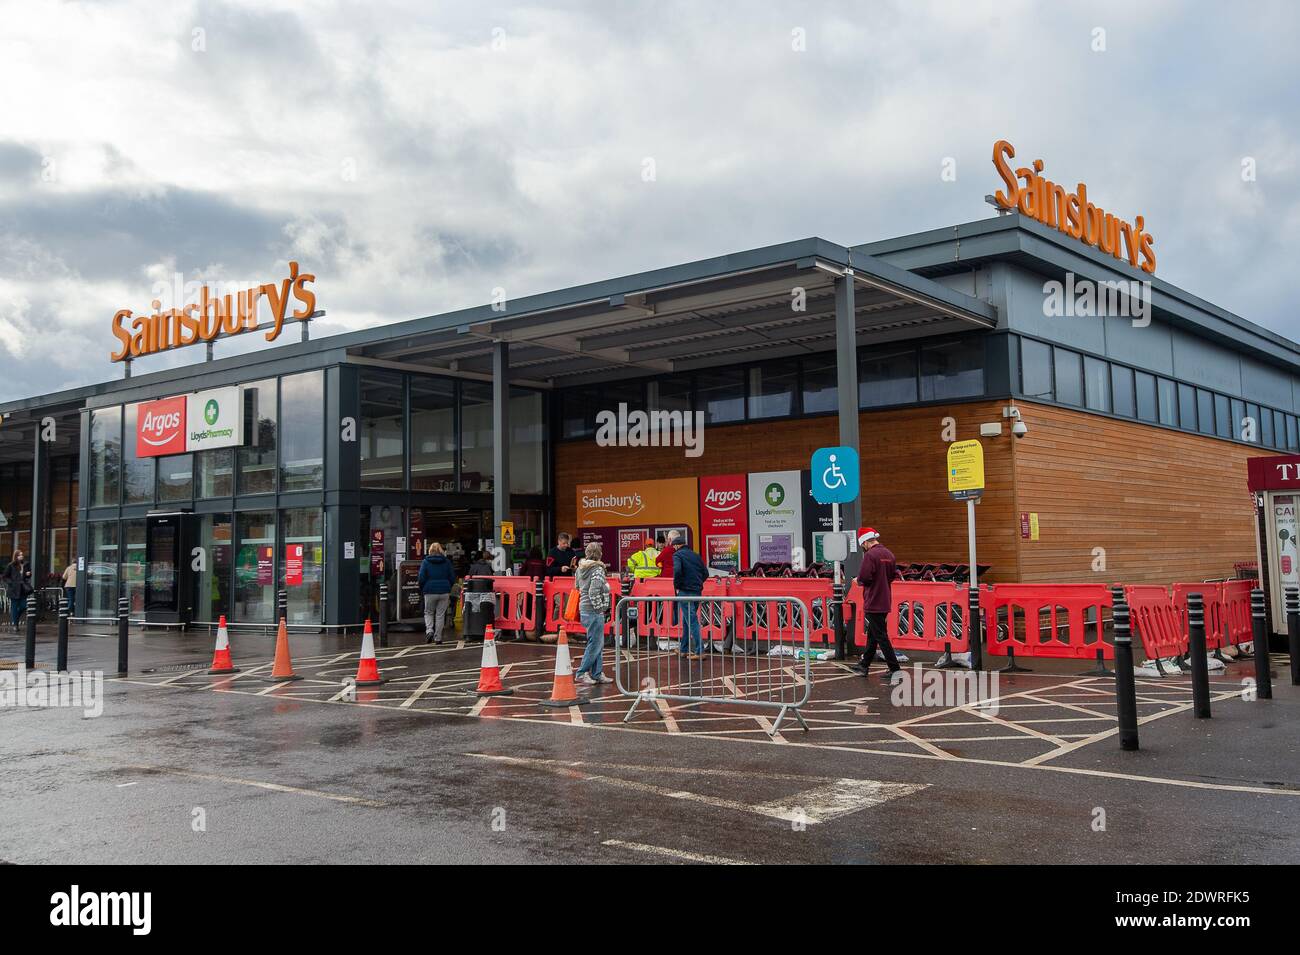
[
  {"xmin": 1186, "ymin": 592, "xmax": 1211, "ymax": 718},
  {"xmin": 968, "ymin": 583, "xmax": 983, "ymax": 672},
  {"xmin": 832, "ymin": 580, "xmax": 846, "ymax": 660},
  {"xmin": 24, "ymin": 593, "xmax": 37, "ymax": 670},
  {"xmin": 533, "ymin": 577, "xmax": 546, "ymax": 642},
  {"xmin": 56, "ymin": 595, "xmax": 69, "ymax": 673},
  {"xmin": 116, "ymin": 595, "xmax": 129, "ymax": 676},
  {"xmin": 277, "ymin": 589, "xmax": 287, "ymax": 622},
  {"xmin": 378, "ymin": 580, "xmax": 389, "ymax": 648},
  {"xmin": 1286, "ymin": 585, "xmax": 1300, "ymax": 687},
  {"xmin": 1112, "ymin": 597, "xmax": 1139, "ymax": 750},
  {"xmin": 1251, "ymin": 588, "xmax": 1272, "ymax": 700}
]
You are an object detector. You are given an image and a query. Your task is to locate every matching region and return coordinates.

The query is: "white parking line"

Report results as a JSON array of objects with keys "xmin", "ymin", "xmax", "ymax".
[{"xmin": 602, "ymin": 839, "xmax": 753, "ymax": 865}]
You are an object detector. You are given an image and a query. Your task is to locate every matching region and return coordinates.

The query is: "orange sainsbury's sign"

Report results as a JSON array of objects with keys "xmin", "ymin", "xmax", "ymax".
[
  {"xmin": 110, "ymin": 261, "xmax": 317, "ymax": 362},
  {"xmin": 992, "ymin": 140, "xmax": 1156, "ymax": 275}
]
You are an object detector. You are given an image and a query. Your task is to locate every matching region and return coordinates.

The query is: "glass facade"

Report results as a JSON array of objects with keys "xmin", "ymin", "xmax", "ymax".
[
  {"xmin": 1016, "ymin": 336, "xmax": 1300, "ymax": 452},
  {"xmin": 234, "ymin": 510, "xmax": 276, "ymax": 624},
  {"xmin": 281, "ymin": 507, "xmax": 324, "ymax": 625},
  {"xmin": 410, "ymin": 376, "xmax": 456, "ymax": 492},
  {"xmin": 280, "ymin": 371, "xmax": 324, "ymax": 491},
  {"xmin": 89, "ymin": 406, "xmax": 121, "ymax": 507},
  {"xmin": 360, "ymin": 371, "xmax": 404, "ymax": 489},
  {"xmin": 238, "ymin": 379, "xmax": 277, "ymax": 495}
]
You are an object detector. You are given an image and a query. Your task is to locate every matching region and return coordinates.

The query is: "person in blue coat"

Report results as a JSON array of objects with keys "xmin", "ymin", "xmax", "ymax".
[
  {"xmin": 418, "ymin": 542, "xmax": 457, "ymax": 644},
  {"xmin": 671, "ymin": 536, "xmax": 707, "ymax": 657}
]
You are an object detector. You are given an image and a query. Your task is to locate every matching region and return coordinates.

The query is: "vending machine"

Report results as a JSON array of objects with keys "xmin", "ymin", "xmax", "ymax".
[{"xmin": 1247, "ymin": 454, "xmax": 1300, "ymax": 637}]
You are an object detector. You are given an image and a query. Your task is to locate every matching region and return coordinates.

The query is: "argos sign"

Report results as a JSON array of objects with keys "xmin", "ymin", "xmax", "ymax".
[
  {"xmin": 134, "ymin": 387, "xmax": 244, "ymax": 457},
  {"xmin": 699, "ymin": 474, "xmax": 748, "ymax": 573},
  {"xmin": 136, "ymin": 397, "xmax": 187, "ymax": 457}
]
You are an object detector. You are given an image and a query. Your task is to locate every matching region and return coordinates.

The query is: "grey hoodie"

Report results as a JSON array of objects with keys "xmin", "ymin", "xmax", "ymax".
[{"xmin": 575, "ymin": 558, "xmax": 609, "ymax": 613}]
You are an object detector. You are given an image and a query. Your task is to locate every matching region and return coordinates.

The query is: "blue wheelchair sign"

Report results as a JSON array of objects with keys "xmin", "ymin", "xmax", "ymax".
[{"xmin": 810, "ymin": 446, "xmax": 859, "ymax": 504}]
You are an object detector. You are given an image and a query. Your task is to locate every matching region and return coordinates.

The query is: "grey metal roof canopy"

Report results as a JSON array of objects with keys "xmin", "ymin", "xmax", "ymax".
[{"xmin": 346, "ymin": 239, "xmax": 996, "ymax": 386}]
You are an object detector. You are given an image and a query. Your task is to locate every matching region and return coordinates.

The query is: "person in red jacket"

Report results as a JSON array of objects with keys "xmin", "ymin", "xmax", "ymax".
[{"xmin": 852, "ymin": 527, "xmax": 903, "ymax": 682}]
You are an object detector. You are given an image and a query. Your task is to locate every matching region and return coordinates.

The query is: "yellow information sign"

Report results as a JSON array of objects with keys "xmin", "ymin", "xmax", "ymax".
[
  {"xmin": 947, "ymin": 440, "xmax": 985, "ymax": 499},
  {"xmin": 499, "ymin": 521, "xmax": 515, "ymax": 545}
]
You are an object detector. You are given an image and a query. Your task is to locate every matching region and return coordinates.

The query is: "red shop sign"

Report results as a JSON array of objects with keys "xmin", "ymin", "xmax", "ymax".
[{"xmin": 135, "ymin": 396, "xmax": 187, "ymax": 458}]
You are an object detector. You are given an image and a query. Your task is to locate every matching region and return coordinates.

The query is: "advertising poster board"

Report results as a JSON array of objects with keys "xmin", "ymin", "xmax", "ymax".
[
  {"xmin": 256, "ymin": 545, "xmax": 273, "ymax": 585},
  {"xmin": 284, "ymin": 544, "xmax": 304, "ymax": 586},
  {"xmin": 397, "ymin": 561, "xmax": 423, "ymax": 621},
  {"xmin": 699, "ymin": 473, "xmax": 748, "ymax": 572},
  {"xmin": 370, "ymin": 529, "xmax": 386, "ymax": 577},
  {"xmin": 747, "ymin": 470, "xmax": 803, "ymax": 564},
  {"xmin": 576, "ymin": 477, "xmax": 699, "ymax": 545},
  {"xmin": 617, "ymin": 528, "xmax": 650, "ymax": 570}
]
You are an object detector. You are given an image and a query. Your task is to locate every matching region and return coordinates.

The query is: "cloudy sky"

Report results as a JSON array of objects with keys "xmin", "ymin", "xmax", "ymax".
[{"xmin": 0, "ymin": 0, "xmax": 1296, "ymax": 400}]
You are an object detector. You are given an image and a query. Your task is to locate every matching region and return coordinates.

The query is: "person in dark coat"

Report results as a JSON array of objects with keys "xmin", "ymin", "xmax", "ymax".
[
  {"xmin": 544, "ymin": 532, "xmax": 578, "ymax": 578},
  {"xmin": 3, "ymin": 550, "xmax": 32, "ymax": 631},
  {"xmin": 417, "ymin": 542, "xmax": 457, "ymax": 644},
  {"xmin": 671, "ymin": 536, "xmax": 708, "ymax": 657},
  {"xmin": 852, "ymin": 527, "xmax": 903, "ymax": 682}
]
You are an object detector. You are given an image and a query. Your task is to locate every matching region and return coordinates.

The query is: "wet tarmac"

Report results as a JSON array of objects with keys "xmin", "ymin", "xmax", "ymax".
[{"xmin": 2, "ymin": 623, "xmax": 1298, "ymax": 864}]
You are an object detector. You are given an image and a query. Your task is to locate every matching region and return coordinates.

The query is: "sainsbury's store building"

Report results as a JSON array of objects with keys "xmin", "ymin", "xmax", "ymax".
[{"xmin": 3, "ymin": 173, "xmax": 1299, "ymax": 635}]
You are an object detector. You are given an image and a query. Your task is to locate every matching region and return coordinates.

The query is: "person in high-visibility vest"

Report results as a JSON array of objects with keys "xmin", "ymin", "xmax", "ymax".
[{"xmin": 626, "ymin": 539, "xmax": 661, "ymax": 579}]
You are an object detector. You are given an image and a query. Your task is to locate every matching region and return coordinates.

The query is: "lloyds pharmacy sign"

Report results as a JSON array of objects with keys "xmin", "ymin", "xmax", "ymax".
[{"xmin": 135, "ymin": 386, "xmax": 244, "ymax": 458}]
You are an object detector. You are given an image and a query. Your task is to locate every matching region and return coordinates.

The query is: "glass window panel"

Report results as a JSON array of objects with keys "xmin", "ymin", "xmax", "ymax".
[
  {"xmin": 121, "ymin": 404, "xmax": 154, "ymax": 505},
  {"xmin": 86, "ymin": 521, "xmax": 119, "ymax": 619},
  {"xmin": 560, "ymin": 386, "xmax": 599, "ymax": 439},
  {"xmin": 89, "ymin": 407, "xmax": 122, "ymax": 507},
  {"xmin": 1157, "ymin": 378, "xmax": 1178, "ymax": 426},
  {"xmin": 122, "ymin": 519, "xmax": 147, "ymax": 615},
  {"xmin": 1261, "ymin": 406, "xmax": 1275, "ymax": 446},
  {"xmin": 1197, "ymin": 390, "xmax": 1216, "ymax": 435},
  {"xmin": 234, "ymin": 510, "xmax": 276, "ymax": 624},
  {"xmin": 801, "ymin": 354, "xmax": 839, "ymax": 414},
  {"xmin": 410, "ymin": 376, "xmax": 456, "ymax": 492},
  {"xmin": 697, "ymin": 368, "xmax": 745, "ymax": 424},
  {"xmin": 1178, "ymin": 383, "xmax": 1197, "ymax": 430},
  {"xmin": 1053, "ymin": 348, "xmax": 1083, "ymax": 407},
  {"xmin": 198, "ymin": 448, "xmax": 234, "ymax": 498},
  {"xmin": 192, "ymin": 513, "xmax": 232, "ymax": 624},
  {"xmin": 1245, "ymin": 403, "xmax": 1261, "ymax": 442},
  {"xmin": 1215, "ymin": 394, "xmax": 1231, "ymax": 439},
  {"xmin": 510, "ymin": 388, "xmax": 545, "ymax": 495},
  {"xmin": 460, "ymin": 381, "xmax": 494, "ymax": 493},
  {"xmin": 1275, "ymin": 410, "xmax": 1287, "ymax": 449},
  {"xmin": 1288, "ymin": 415, "xmax": 1299, "ymax": 451},
  {"xmin": 238, "ymin": 379, "xmax": 277, "ymax": 494},
  {"xmin": 1135, "ymin": 371, "xmax": 1158, "ymax": 423},
  {"xmin": 281, "ymin": 507, "xmax": 324, "ymax": 625},
  {"xmin": 280, "ymin": 371, "xmax": 324, "ymax": 491},
  {"xmin": 747, "ymin": 359, "xmax": 799, "ymax": 419},
  {"xmin": 859, "ymin": 347, "xmax": 918, "ymax": 408},
  {"xmin": 1111, "ymin": 365, "xmax": 1135, "ymax": 417},
  {"xmin": 1019, "ymin": 338, "xmax": 1053, "ymax": 400},
  {"xmin": 647, "ymin": 376, "xmax": 693, "ymax": 415},
  {"xmin": 1084, "ymin": 357, "xmax": 1111, "ymax": 413},
  {"xmin": 921, "ymin": 339, "xmax": 984, "ymax": 401},
  {"xmin": 1231, "ymin": 399, "xmax": 1247, "ymax": 441},
  {"xmin": 156, "ymin": 454, "xmax": 193, "ymax": 502},
  {"xmin": 360, "ymin": 371, "xmax": 404, "ymax": 490}
]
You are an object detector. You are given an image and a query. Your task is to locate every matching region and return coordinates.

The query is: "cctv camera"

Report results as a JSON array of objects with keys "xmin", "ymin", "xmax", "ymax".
[{"xmin": 1012, "ymin": 418, "xmax": 1028, "ymax": 439}]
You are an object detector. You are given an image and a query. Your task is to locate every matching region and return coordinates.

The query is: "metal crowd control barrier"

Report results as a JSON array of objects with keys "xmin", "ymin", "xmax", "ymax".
[{"xmin": 613, "ymin": 594, "xmax": 812, "ymax": 737}]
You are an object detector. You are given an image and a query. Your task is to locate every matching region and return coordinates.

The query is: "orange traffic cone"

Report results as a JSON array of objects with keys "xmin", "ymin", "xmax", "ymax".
[
  {"xmin": 207, "ymin": 615, "xmax": 239, "ymax": 674},
  {"xmin": 539, "ymin": 629, "xmax": 588, "ymax": 707},
  {"xmin": 270, "ymin": 616, "xmax": 302, "ymax": 681},
  {"xmin": 354, "ymin": 618, "xmax": 384, "ymax": 686},
  {"xmin": 474, "ymin": 625, "xmax": 513, "ymax": 697}
]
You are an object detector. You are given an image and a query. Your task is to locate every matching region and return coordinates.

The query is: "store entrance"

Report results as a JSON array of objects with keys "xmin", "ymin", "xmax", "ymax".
[{"xmin": 144, "ymin": 512, "xmax": 191, "ymax": 625}]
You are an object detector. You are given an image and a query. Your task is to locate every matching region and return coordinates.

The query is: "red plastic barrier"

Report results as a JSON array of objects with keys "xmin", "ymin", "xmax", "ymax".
[
  {"xmin": 1124, "ymin": 585, "xmax": 1187, "ymax": 661},
  {"xmin": 542, "ymin": 574, "xmax": 622, "ymax": 637},
  {"xmin": 984, "ymin": 583, "xmax": 1113, "ymax": 660},
  {"xmin": 847, "ymin": 581, "xmax": 974, "ymax": 653},
  {"xmin": 489, "ymin": 576, "xmax": 538, "ymax": 635},
  {"xmin": 1221, "ymin": 580, "xmax": 1253, "ymax": 646},
  {"xmin": 730, "ymin": 577, "xmax": 834, "ymax": 645},
  {"xmin": 1172, "ymin": 582, "xmax": 1226, "ymax": 651}
]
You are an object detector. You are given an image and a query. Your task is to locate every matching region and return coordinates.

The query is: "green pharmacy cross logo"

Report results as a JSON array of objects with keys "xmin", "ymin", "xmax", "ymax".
[
  {"xmin": 204, "ymin": 399, "xmax": 219, "ymax": 426},
  {"xmin": 765, "ymin": 483, "xmax": 784, "ymax": 507}
]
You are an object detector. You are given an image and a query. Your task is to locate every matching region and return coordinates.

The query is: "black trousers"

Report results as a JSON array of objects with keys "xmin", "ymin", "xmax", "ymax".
[{"xmin": 862, "ymin": 611, "xmax": 900, "ymax": 671}]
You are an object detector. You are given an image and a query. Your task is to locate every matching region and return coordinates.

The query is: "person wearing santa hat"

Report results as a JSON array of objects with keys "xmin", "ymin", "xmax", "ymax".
[{"xmin": 853, "ymin": 527, "xmax": 903, "ymax": 682}]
